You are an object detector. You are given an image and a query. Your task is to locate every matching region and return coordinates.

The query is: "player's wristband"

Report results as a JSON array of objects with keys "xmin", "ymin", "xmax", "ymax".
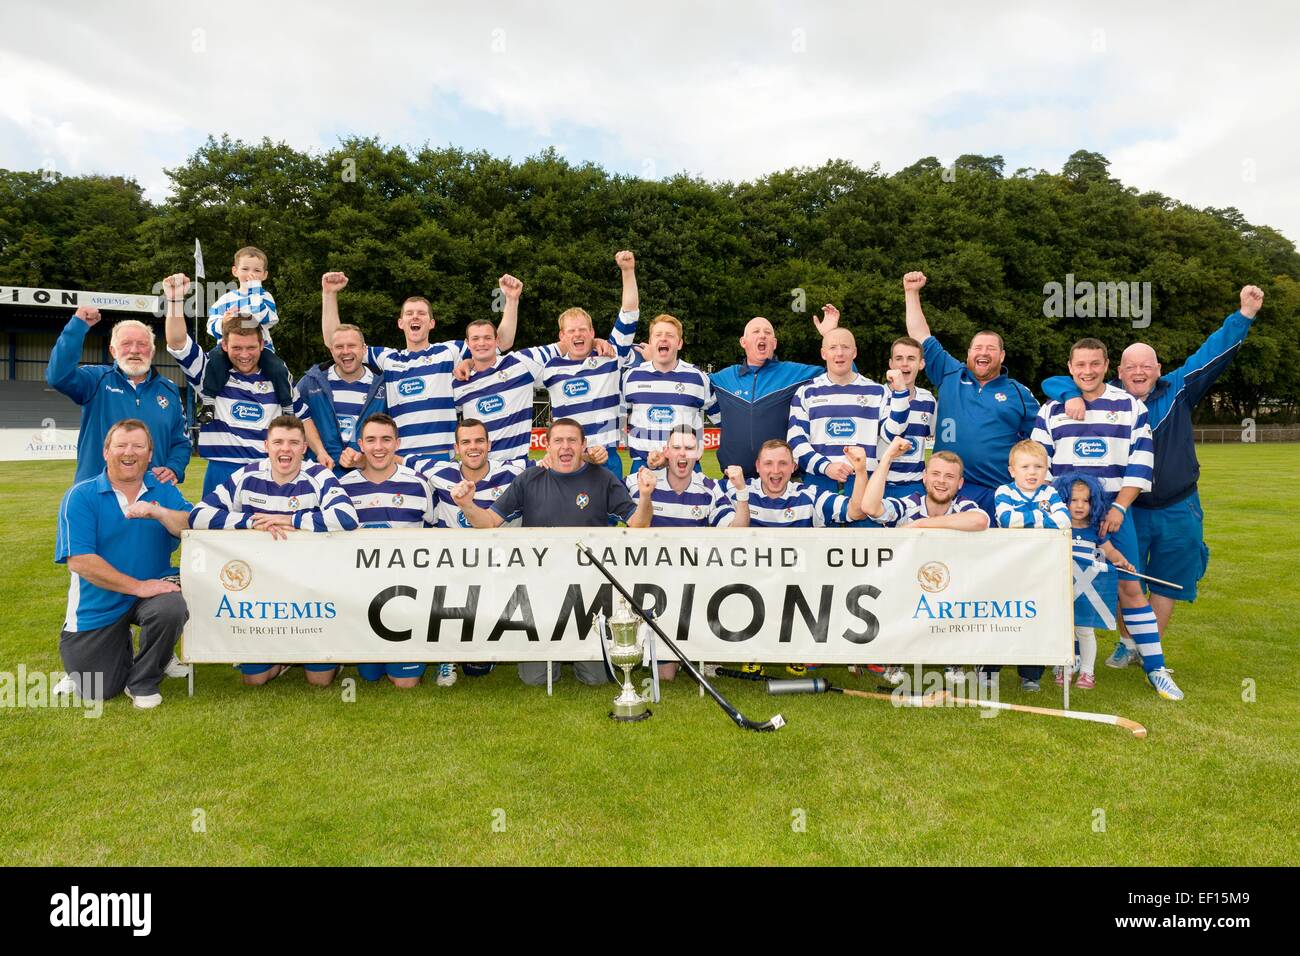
[{"xmin": 734, "ymin": 490, "xmax": 750, "ymax": 503}]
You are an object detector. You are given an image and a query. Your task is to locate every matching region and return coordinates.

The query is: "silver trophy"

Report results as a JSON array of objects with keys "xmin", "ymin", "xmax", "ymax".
[{"xmin": 600, "ymin": 597, "xmax": 651, "ymax": 722}]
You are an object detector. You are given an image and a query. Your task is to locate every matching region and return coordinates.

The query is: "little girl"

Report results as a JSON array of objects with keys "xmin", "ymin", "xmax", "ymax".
[{"xmin": 1051, "ymin": 471, "xmax": 1134, "ymax": 689}]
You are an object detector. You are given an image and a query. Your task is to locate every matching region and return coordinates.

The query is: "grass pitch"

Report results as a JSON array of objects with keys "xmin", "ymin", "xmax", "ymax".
[{"xmin": 1, "ymin": 446, "xmax": 1296, "ymax": 865}]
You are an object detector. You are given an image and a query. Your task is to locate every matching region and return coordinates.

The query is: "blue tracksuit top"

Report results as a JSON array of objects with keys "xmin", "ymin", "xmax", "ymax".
[
  {"xmin": 296, "ymin": 360, "xmax": 388, "ymax": 463},
  {"xmin": 921, "ymin": 336, "xmax": 1038, "ymax": 491},
  {"xmin": 1041, "ymin": 310, "xmax": 1254, "ymax": 509},
  {"xmin": 46, "ymin": 315, "xmax": 191, "ymax": 485},
  {"xmin": 711, "ymin": 357, "xmax": 824, "ymax": 477}
]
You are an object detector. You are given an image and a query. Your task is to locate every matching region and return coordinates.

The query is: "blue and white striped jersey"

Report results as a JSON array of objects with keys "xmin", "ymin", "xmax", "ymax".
[
  {"xmin": 541, "ymin": 310, "xmax": 639, "ymax": 449},
  {"xmin": 880, "ymin": 386, "xmax": 937, "ymax": 483},
  {"xmin": 340, "ymin": 464, "xmax": 435, "ymax": 528},
  {"xmin": 623, "ymin": 359, "xmax": 719, "ymax": 465},
  {"xmin": 168, "ymin": 335, "xmax": 305, "ymax": 465},
  {"xmin": 738, "ymin": 479, "xmax": 851, "ymax": 528},
  {"xmin": 625, "ymin": 468, "xmax": 735, "ymax": 527},
  {"xmin": 1031, "ymin": 384, "xmax": 1155, "ymax": 495},
  {"xmin": 190, "ymin": 459, "xmax": 359, "ymax": 531},
  {"xmin": 994, "ymin": 482, "xmax": 1070, "ymax": 529},
  {"xmin": 368, "ymin": 340, "xmax": 466, "ymax": 459},
  {"xmin": 872, "ymin": 492, "xmax": 990, "ymax": 528},
  {"xmin": 418, "ymin": 459, "xmax": 526, "ymax": 528},
  {"xmin": 451, "ymin": 345, "xmax": 559, "ymax": 463},
  {"xmin": 296, "ymin": 366, "xmax": 375, "ymax": 446},
  {"xmin": 206, "ymin": 284, "xmax": 278, "ymax": 345},
  {"xmin": 787, "ymin": 374, "xmax": 908, "ymax": 477}
]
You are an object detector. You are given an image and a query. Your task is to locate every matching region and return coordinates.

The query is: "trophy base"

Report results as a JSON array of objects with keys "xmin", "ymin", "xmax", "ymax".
[{"xmin": 609, "ymin": 707, "xmax": 652, "ymax": 722}]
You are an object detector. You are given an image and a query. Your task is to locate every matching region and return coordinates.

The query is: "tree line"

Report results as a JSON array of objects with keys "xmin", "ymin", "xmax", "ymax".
[{"xmin": 3, "ymin": 138, "xmax": 1296, "ymax": 422}]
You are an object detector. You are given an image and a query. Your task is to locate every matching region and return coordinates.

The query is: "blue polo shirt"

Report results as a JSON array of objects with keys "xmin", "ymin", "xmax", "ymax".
[
  {"xmin": 921, "ymin": 336, "xmax": 1038, "ymax": 490},
  {"xmin": 55, "ymin": 471, "xmax": 192, "ymax": 631}
]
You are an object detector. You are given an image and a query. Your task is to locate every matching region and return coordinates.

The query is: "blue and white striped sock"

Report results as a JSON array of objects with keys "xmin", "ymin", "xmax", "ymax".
[{"xmin": 1121, "ymin": 606, "xmax": 1164, "ymax": 673}]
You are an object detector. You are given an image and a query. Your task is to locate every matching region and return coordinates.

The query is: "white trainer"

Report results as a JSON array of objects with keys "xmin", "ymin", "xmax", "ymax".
[
  {"xmin": 164, "ymin": 654, "xmax": 191, "ymax": 679},
  {"xmin": 436, "ymin": 662, "xmax": 458, "ymax": 687},
  {"xmin": 123, "ymin": 687, "xmax": 163, "ymax": 710},
  {"xmin": 52, "ymin": 675, "xmax": 77, "ymax": 696}
]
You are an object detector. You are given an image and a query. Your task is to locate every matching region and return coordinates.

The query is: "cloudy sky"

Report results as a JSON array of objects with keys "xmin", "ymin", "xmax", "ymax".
[{"xmin": 3, "ymin": 0, "xmax": 1297, "ymax": 241}]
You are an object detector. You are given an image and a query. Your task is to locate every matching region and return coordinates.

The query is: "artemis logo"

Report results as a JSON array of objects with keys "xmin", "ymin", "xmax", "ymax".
[
  {"xmin": 230, "ymin": 401, "xmax": 264, "ymax": 422},
  {"xmin": 477, "ymin": 395, "xmax": 505, "ymax": 415},
  {"xmin": 562, "ymin": 379, "xmax": 590, "ymax": 398},
  {"xmin": 647, "ymin": 405, "xmax": 675, "ymax": 424},
  {"xmin": 1073, "ymin": 438, "xmax": 1108, "ymax": 459},
  {"xmin": 825, "ymin": 418, "xmax": 857, "ymax": 439},
  {"xmin": 50, "ymin": 885, "xmax": 151, "ymax": 936},
  {"xmin": 397, "ymin": 378, "xmax": 425, "ymax": 396}
]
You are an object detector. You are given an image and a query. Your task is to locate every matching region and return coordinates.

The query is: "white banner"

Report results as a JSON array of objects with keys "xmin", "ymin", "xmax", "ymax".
[
  {"xmin": 0, "ymin": 427, "xmax": 79, "ymax": 461},
  {"xmin": 180, "ymin": 527, "xmax": 1074, "ymax": 666},
  {"xmin": 0, "ymin": 286, "xmax": 160, "ymax": 314}
]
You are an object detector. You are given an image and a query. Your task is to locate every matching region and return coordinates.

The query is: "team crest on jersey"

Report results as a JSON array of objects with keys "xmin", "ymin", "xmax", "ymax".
[
  {"xmin": 287, "ymin": 496, "xmax": 300, "ymax": 510},
  {"xmin": 691, "ymin": 505, "xmax": 704, "ymax": 520},
  {"xmin": 783, "ymin": 508, "xmax": 795, "ymax": 521},
  {"xmin": 995, "ymin": 392, "xmax": 1007, "ymax": 402},
  {"xmin": 919, "ymin": 413, "xmax": 930, "ymax": 425},
  {"xmin": 492, "ymin": 486, "xmax": 504, "ymax": 498},
  {"xmin": 254, "ymin": 381, "xmax": 272, "ymax": 394},
  {"xmin": 857, "ymin": 394, "xmax": 869, "ymax": 406},
  {"xmin": 575, "ymin": 492, "xmax": 590, "ymax": 509},
  {"xmin": 674, "ymin": 383, "xmax": 686, "ymax": 393},
  {"xmin": 1038, "ymin": 500, "xmax": 1052, "ymax": 513},
  {"xmin": 1106, "ymin": 411, "xmax": 1119, "ymax": 423},
  {"xmin": 391, "ymin": 493, "xmax": 404, "ymax": 507},
  {"xmin": 498, "ymin": 370, "xmax": 509, "ymax": 381},
  {"xmin": 586, "ymin": 356, "xmax": 600, "ymax": 368},
  {"xmin": 156, "ymin": 394, "xmax": 169, "ymax": 409}
]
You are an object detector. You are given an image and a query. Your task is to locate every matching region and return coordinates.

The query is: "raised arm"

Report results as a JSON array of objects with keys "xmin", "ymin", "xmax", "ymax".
[
  {"xmin": 616, "ymin": 250, "xmax": 638, "ymax": 313},
  {"xmin": 496, "ymin": 273, "xmax": 522, "ymax": 350},
  {"xmin": 881, "ymin": 369, "xmax": 911, "ymax": 442},
  {"xmin": 627, "ymin": 467, "xmax": 656, "ymax": 528},
  {"xmin": 903, "ymin": 272, "xmax": 931, "ymax": 342},
  {"xmin": 452, "ymin": 480, "xmax": 505, "ymax": 528},
  {"xmin": 46, "ymin": 308, "xmax": 101, "ymax": 402},
  {"xmin": 842, "ymin": 445, "xmax": 870, "ymax": 521},
  {"xmin": 320, "ymin": 272, "xmax": 348, "ymax": 348},
  {"xmin": 725, "ymin": 466, "xmax": 750, "ymax": 527},
  {"xmin": 162, "ymin": 274, "xmax": 192, "ymax": 352},
  {"xmin": 863, "ymin": 437, "xmax": 910, "ymax": 520}
]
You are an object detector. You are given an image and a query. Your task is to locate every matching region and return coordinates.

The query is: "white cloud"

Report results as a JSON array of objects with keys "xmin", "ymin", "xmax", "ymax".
[{"xmin": 2, "ymin": 0, "xmax": 1297, "ymax": 242}]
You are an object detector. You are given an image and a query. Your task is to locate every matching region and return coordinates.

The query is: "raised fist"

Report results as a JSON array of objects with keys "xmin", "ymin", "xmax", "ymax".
[
  {"xmin": 498, "ymin": 273, "xmax": 524, "ymax": 301},
  {"xmin": 321, "ymin": 272, "xmax": 349, "ymax": 294},
  {"xmin": 163, "ymin": 273, "xmax": 191, "ymax": 299},
  {"xmin": 593, "ymin": 338, "xmax": 615, "ymax": 358},
  {"xmin": 75, "ymin": 305, "xmax": 102, "ymax": 327},
  {"xmin": 885, "ymin": 368, "xmax": 905, "ymax": 391},
  {"xmin": 813, "ymin": 303, "xmax": 841, "ymax": 335},
  {"xmin": 646, "ymin": 449, "xmax": 667, "ymax": 470},
  {"xmin": 824, "ymin": 461, "xmax": 853, "ymax": 483},
  {"xmin": 725, "ymin": 465, "xmax": 746, "ymax": 490},
  {"xmin": 584, "ymin": 445, "xmax": 609, "ymax": 465},
  {"xmin": 842, "ymin": 445, "xmax": 867, "ymax": 469},
  {"xmin": 338, "ymin": 448, "xmax": 364, "ymax": 469},
  {"xmin": 615, "ymin": 250, "xmax": 636, "ymax": 271},
  {"xmin": 450, "ymin": 480, "xmax": 475, "ymax": 505},
  {"xmin": 1240, "ymin": 284, "xmax": 1264, "ymax": 318},
  {"xmin": 903, "ymin": 272, "xmax": 927, "ymax": 293},
  {"xmin": 884, "ymin": 436, "xmax": 913, "ymax": 460},
  {"xmin": 638, "ymin": 467, "xmax": 658, "ymax": 495}
]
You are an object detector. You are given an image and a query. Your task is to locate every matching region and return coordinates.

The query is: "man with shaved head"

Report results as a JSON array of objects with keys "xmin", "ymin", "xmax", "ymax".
[
  {"xmin": 1041, "ymin": 285, "xmax": 1264, "ymax": 666},
  {"xmin": 711, "ymin": 309, "xmax": 843, "ymax": 479}
]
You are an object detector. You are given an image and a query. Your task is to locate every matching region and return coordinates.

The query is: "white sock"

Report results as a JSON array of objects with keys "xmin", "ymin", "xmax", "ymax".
[{"xmin": 1075, "ymin": 626, "xmax": 1097, "ymax": 674}]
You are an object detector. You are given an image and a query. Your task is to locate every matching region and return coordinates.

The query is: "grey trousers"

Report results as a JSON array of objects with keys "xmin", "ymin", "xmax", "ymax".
[
  {"xmin": 59, "ymin": 592, "xmax": 188, "ymax": 700},
  {"xmin": 517, "ymin": 661, "xmax": 612, "ymax": 686}
]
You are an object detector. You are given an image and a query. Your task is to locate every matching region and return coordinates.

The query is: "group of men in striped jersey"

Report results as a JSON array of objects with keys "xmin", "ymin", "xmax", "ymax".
[{"xmin": 50, "ymin": 250, "xmax": 1264, "ymax": 707}]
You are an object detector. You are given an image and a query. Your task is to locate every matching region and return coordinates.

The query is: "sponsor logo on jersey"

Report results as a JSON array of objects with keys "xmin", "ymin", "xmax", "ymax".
[
  {"xmin": 338, "ymin": 415, "xmax": 356, "ymax": 443},
  {"xmin": 397, "ymin": 378, "xmax": 425, "ymax": 396},
  {"xmin": 477, "ymin": 395, "xmax": 505, "ymax": 415},
  {"xmin": 230, "ymin": 401, "xmax": 265, "ymax": 422},
  {"xmin": 562, "ymin": 378, "xmax": 590, "ymax": 399},
  {"xmin": 647, "ymin": 405, "xmax": 675, "ymax": 425},
  {"xmin": 825, "ymin": 418, "xmax": 857, "ymax": 439},
  {"xmin": 1073, "ymin": 438, "xmax": 1108, "ymax": 459}
]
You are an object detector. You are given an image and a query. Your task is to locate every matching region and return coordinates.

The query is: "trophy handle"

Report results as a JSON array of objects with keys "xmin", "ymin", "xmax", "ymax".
[{"xmin": 593, "ymin": 610, "xmax": 618, "ymax": 684}]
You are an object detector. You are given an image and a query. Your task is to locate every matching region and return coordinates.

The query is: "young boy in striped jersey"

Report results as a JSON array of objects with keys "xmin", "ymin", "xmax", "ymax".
[
  {"xmin": 787, "ymin": 326, "xmax": 910, "ymax": 500},
  {"xmin": 297, "ymin": 317, "xmax": 386, "ymax": 474},
  {"xmin": 189, "ymin": 415, "xmax": 359, "ymax": 687},
  {"xmin": 994, "ymin": 440, "xmax": 1071, "ymax": 530},
  {"xmin": 539, "ymin": 250, "xmax": 641, "ymax": 479},
  {"xmin": 1032, "ymin": 338, "xmax": 1181, "ymax": 700},
  {"xmin": 322, "ymin": 271, "xmax": 518, "ymax": 467},
  {"xmin": 201, "ymin": 246, "xmax": 294, "ymax": 415},
  {"xmin": 862, "ymin": 437, "xmax": 990, "ymax": 687},
  {"xmin": 878, "ymin": 336, "xmax": 936, "ymax": 498},
  {"xmin": 163, "ymin": 274, "xmax": 305, "ymax": 498},
  {"xmin": 624, "ymin": 314, "xmax": 718, "ymax": 473},
  {"xmin": 339, "ymin": 413, "xmax": 438, "ymax": 688}
]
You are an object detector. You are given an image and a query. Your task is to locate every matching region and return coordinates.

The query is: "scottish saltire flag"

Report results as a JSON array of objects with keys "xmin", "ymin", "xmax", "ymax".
[{"xmin": 1070, "ymin": 528, "xmax": 1118, "ymax": 629}]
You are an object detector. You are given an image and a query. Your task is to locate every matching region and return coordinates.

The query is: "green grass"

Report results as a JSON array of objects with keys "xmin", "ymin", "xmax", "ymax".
[{"xmin": 2, "ymin": 446, "xmax": 1297, "ymax": 865}]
